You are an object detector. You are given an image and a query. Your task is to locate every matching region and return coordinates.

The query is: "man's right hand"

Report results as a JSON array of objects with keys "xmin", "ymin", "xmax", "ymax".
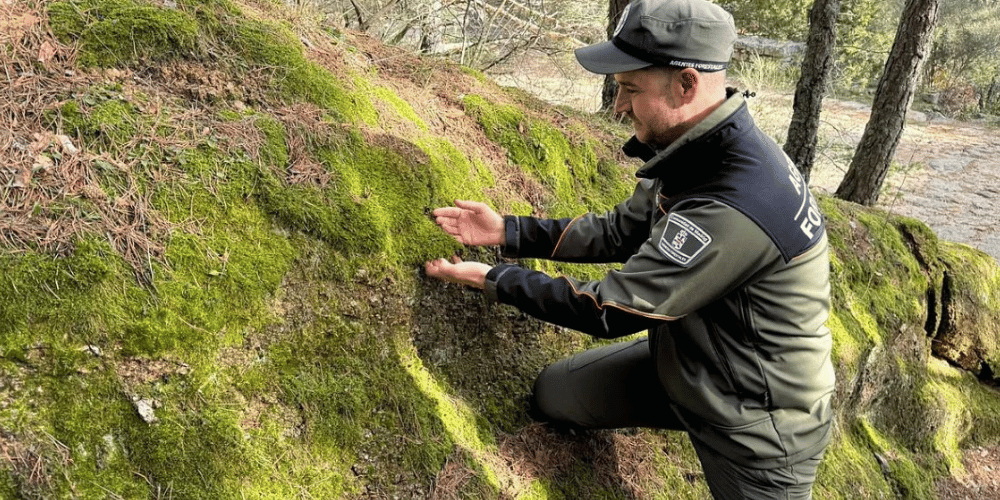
[{"xmin": 432, "ymin": 200, "xmax": 504, "ymax": 246}]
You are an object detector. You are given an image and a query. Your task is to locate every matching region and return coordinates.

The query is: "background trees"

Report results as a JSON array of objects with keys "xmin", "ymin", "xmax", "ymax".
[
  {"xmin": 317, "ymin": 0, "xmax": 995, "ymax": 119},
  {"xmin": 313, "ymin": 0, "xmax": 997, "ymax": 205}
]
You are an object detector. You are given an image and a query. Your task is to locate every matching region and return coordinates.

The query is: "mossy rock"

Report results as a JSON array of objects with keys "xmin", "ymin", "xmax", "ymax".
[
  {"xmin": 5, "ymin": 0, "xmax": 1000, "ymax": 498},
  {"xmin": 933, "ymin": 242, "xmax": 1000, "ymax": 381},
  {"xmin": 49, "ymin": 0, "xmax": 200, "ymax": 67}
]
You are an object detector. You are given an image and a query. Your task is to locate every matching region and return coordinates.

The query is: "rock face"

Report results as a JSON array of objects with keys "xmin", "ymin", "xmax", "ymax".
[
  {"xmin": 932, "ymin": 243, "xmax": 1000, "ymax": 382},
  {"xmin": 733, "ymin": 36, "xmax": 806, "ymax": 65}
]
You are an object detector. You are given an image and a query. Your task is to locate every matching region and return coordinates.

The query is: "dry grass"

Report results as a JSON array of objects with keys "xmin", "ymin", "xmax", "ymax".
[
  {"xmin": 0, "ymin": 2, "xmax": 174, "ymax": 282},
  {"xmin": 0, "ymin": 2, "xmax": 335, "ymax": 283},
  {"xmin": 0, "ymin": 430, "xmax": 72, "ymax": 494}
]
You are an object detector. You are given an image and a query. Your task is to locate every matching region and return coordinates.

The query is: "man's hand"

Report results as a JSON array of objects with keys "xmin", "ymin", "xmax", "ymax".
[
  {"xmin": 424, "ymin": 256, "xmax": 491, "ymax": 289},
  {"xmin": 432, "ymin": 200, "xmax": 503, "ymax": 246}
]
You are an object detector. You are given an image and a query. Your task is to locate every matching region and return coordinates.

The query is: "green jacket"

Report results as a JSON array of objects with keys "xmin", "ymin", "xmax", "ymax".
[{"xmin": 484, "ymin": 93, "xmax": 835, "ymax": 468}]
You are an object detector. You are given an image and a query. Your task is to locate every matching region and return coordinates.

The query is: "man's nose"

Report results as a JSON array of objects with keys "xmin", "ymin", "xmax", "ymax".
[{"xmin": 614, "ymin": 89, "xmax": 629, "ymax": 115}]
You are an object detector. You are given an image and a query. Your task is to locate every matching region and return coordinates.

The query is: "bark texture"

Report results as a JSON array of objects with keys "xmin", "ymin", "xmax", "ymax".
[
  {"xmin": 600, "ymin": 0, "xmax": 631, "ymax": 113},
  {"xmin": 835, "ymin": 0, "xmax": 940, "ymax": 205},
  {"xmin": 784, "ymin": 0, "xmax": 841, "ymax": 183}
]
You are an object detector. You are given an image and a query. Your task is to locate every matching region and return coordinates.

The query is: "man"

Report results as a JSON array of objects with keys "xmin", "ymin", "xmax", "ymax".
[{"xmin": 424, "ymin": 0, "xmax": 835, "ymax": 498}]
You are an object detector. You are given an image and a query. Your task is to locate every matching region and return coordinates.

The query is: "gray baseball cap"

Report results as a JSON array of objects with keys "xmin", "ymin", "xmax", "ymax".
[{"xmin": 575, "ymin": 0, "xmax": 737, "ymax": 74}]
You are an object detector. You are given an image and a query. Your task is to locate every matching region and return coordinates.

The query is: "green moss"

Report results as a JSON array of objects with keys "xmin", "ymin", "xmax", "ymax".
[
  {"xmin": 254, "ymin": 126, "xmax": 476, "ymax": 274},
  {"xmin": 253, "ymin": 114, "xmax": 291, "ymax": 169},
  {"xmin": 417, "ymin": 137, "xmax": 496, "ymax": 203},
  {"xmin": 371, "ymin": 84, "xmax": 429, "ymax": 130},
  {"xmin": 217, "ymin": 18, "xmax": 377, "ymax": 123},
  {"xmin": 0, "ymin": 231, "xmax": 295, "ymax": 497},
  {"xmin": 813, "ymin": 428, "xmax": 894, "ymax": 499},
  {"xmin": 462, "ymin": 94, "xmax": 632, "ymax": 218},
  {"xmin": 921, "ymin": 369, "xmax": 973, "ymax": 474},
  {"xmin": 132, "ymin": 147, "xmax": 295, "ymax": 355},
  {"xmin": 0, "ymin": 238, "xmax": 119, "ymax": 348},
  {"xmin": 926, "ymin": 358, "xmax": 1000, "ymax": 447},
  {"xmin": 821, "ymin": 197, "xmax": 930, "ymax": 341},
  {"xmin": 3, "ymin": 369, "xmax": 146, "ymax": 498},
  {"xmin": 51, "ymin": 85, "xmax": 143, "ymax": 155},
  {"xmin": 239, "ymin": 273, "xmax": 479, "ymax": 498},
  {"xmin": 48, "ymin": 0, "xmax": 200, "ymax": 67},
  {"xmin": 827, "ymin": 310, "xmax": 867, "ymax": 381},
  {"xmin": 398, "ymin": 344, "xmax": 502, "ymax": 483},
  {"xmin": 939, "ymin": 242, "xmax": 1000, "ymax": 364},
  {"xmin": 853, "ymin": 418, "xmax": 941, "ymax": 499}
]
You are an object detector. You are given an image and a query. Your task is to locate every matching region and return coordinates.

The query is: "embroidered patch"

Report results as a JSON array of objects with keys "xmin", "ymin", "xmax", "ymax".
[{"xmin": 657, "ymin": 213, "xmax": 712, "ymax": 266}]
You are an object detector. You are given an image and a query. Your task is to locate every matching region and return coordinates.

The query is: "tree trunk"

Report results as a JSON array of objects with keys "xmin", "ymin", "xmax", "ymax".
[
  {"xmin": 600, "ymin": 0, "xmax": 631, "ymax": 113},
  {"xmin": 835, "ymin": 0, "xmax": 940, "ymax": 206},
  {"xmin": 784, "ymin": 0, "xmax": 841, "ymax": 183}
]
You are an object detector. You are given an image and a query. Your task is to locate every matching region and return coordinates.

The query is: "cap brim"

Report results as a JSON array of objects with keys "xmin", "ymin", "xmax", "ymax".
[{"xmin": 574, "ymin": 40, "xmax": 653, "ymax": 75}]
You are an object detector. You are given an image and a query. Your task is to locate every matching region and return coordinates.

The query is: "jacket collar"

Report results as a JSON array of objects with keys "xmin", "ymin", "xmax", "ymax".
[{"xmin": 624, "ymin": 91, "xmax": 748, "ymax": 180}]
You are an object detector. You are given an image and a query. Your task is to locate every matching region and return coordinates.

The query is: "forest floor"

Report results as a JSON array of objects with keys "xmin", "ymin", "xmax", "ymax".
[{"xmin": 487, "ymin": 49, "xmax": 1000, "ymax": 499}]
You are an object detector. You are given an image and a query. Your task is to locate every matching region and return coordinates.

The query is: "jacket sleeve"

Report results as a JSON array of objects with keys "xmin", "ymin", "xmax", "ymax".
[
  {"xmin": 501, "ymin": 179, "xmax": 657, "ymax": 263},
  {"xmin": 484, "ymin": 199, "xmax": 784, "ymax": 338}
]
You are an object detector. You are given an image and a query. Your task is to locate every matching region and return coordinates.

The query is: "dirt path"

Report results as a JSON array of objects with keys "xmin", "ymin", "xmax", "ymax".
[{"xmin": 807, "ymin": 99, "xmax": 1000, "ymax": 264}]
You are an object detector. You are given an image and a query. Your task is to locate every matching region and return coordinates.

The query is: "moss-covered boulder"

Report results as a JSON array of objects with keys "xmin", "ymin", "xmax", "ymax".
[{"xmin": 1, "ymin": 0, "xmax": 999, "ymax": 498}]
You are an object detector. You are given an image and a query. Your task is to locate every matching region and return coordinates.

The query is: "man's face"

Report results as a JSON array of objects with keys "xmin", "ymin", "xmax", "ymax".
[{"xmin": 613, "ymin": 68, "xmax": 686, "ymax": 149}]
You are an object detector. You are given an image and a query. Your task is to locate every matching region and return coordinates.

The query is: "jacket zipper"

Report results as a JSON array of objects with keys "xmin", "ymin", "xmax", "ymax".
[
  {"xmin": 706, "ymin": 320, "xmax": 745, "ymax": 400},
  {"xmin": 737, "ymin": 289, "xmax": 772, "ymax": 410}
]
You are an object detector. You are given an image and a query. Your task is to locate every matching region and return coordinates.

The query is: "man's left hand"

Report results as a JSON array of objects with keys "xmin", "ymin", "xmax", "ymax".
[{"xmin": 424, "ymin": 256, "xmax": 491, "ymax": 289}]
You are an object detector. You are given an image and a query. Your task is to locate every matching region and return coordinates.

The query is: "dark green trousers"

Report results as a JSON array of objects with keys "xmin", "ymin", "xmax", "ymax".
[{"xmin": 531, "ymin": 337, "xmax": 822, "ymax": 500}]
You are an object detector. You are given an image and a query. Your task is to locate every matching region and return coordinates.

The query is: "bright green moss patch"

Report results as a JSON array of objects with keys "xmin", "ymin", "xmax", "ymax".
[
  {"xmin": 0, "ymin": 234, "xmax": 296, "ymax": 497},
  {"xmin": 826, "ymin": 310, "xmax": 867, "ymax": 382},
  {"xmin": 416, "ymin": 137, "xmax": 496, "ymax": 203},
  {"xmin": 371, "ymin": 84, "xmax": 429, "ymax": 131},
  {"xmin": 215, "ymin": 18, "xmax": 377, "ymax": 123},
  {"xmin": 255, "ymin": 126, "xmax": 470, "ymax": 273},
  {"xmin": 0, "ymin": 238, "xmax": 120, "ymax": 348},
  {"xmin": 122, "ymin": 395, "xmax": 255, "ymax": 497},
  {"xmin": 937, "ymin": 242, "xmax": 1000, "ymax": 371},
  {"xmin": 462, "ymin": 94, "xmax": 632, "ymax": 218},
  {"xmin": 49, "ymin": 0, "xmax": 379, "ymax": 124},
  {"xmin": 52, "ymin": 86, "xmax": 144, "ymax": 154},
  {"xmin": 813, "ymin": 428, "xmax": 894, "ymax": 499},
  {"xmin": 854, "ymin": 418, "xmax": 942, "ymax": 498},
  {"xmin": 130, "ymin": 148, "xmax": 295, "ymax": 356},
  {"xmin": 48, "ymin": 0, "xmax": 199, "ymax": 67},
  {"xmin": 250, "ymin": 276, "xmax": 473, "ymax": 498},
  {"xmin": 921, "ymin": 371, "xmax": 973, "ymax": 474},
  {"xmin": 3, "ymin": 370, "xmax": 146, "ymax": 498},
  {"xmin": 821, "ymin": 197, "xmax": 930, "ymax": 342}
]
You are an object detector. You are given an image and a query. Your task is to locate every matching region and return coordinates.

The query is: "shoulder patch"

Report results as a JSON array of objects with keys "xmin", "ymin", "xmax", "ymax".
[{"xmin": 657, "ymin": 213, "xmax": 712, "ymax": 266}]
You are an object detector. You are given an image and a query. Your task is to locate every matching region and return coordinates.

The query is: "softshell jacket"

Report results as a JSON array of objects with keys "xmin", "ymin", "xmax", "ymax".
[{"xmin": 483, "ymin": 92, "xmax": 835, "ymax": 469}]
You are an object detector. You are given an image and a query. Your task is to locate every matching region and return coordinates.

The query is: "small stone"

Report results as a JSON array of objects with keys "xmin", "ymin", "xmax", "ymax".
[
  {"xmin": 134, "ymin": 398, "xmax": 158, "ymax": 423},
  {"xmin": 56, "ymin": 134, "xmax": 78, "ymax": 155},
  {"xmin": 354, "ymin": 268, "xmax": 369, "ymax": 282}
]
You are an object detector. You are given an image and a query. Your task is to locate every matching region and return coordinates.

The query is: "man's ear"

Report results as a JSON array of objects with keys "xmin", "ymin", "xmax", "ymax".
[{"xmin": 679, "ymin": 68, "xmax": 698, "ymax": 95}]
